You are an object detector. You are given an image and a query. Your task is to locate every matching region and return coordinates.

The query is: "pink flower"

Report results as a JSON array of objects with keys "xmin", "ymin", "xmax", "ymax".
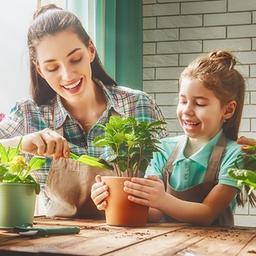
[{"xmin": 0, "ymin": 113, "xmax": 5, "ymax": 121}]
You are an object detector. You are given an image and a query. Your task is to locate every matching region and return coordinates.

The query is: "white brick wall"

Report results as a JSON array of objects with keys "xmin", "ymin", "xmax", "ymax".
[{"xmin": 143, "ymin": 0, "xmax": 256, "ymax": 227}]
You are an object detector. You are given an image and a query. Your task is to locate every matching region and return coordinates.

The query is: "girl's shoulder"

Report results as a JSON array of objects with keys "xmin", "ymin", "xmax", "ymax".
[
  {"xmin": 225, "ymin": 138, "xmax": 241, "ymax": 154},
  {"xmin": 220, "ymin": 138, "xmax": 242, "ymax": 167}
]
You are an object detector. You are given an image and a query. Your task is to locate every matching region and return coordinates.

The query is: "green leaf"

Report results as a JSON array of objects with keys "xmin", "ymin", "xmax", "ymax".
[
  {"xmin": 0, "ymin": 164, "xmax": 8, "ymax": 181},
  {"xmin": 228, "ymin": 168, "xmax": 256, "ymax": 189},
  {"xmin": 29, "ymin": 157, "xmax": 46, "ymax": 171},
  {"xmin": 77, "ymin": 155, "xmax": 111, "ymax": 170},
  {"xmin": 0, "ymin": 143, "xmax": 9, "ymax": 163},
  {"xmin": 70, "ymin": 152, "xmax": 79, "ymax": 160}
]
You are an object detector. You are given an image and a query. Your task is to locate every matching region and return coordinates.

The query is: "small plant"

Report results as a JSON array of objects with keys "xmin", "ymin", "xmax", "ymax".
[
  {"xmin": 228, "ymin": 145, "xmax": 256, "ymax": 206},
  {"xmin": 93, "ymin": 116, "xmax": 165, "ymax": 177},
  {"xmin": 0, "ymin": 139, "xmax": 46, "ymax": 194}
]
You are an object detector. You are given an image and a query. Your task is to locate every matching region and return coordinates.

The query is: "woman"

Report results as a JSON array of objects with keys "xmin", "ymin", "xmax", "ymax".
[{"xmin": 0, "ymin": 4, "xmax": 166, "ymax": 217}]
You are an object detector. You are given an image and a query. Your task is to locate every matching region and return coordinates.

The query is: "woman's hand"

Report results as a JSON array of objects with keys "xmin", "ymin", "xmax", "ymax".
[
  {"xmin": 91, "ymin": 175, "xmax": 109, "ymax": 210},
  {"xmin": 123, "ymin": 175, "xmax": 166, "ymax": 209},
  {"xmin": 21, "ymin": 128, "xmax": 69, "ymax": 159},
  {"xmin": 237, "ymin": 136, "xmax": 256, "ymax": 146}
]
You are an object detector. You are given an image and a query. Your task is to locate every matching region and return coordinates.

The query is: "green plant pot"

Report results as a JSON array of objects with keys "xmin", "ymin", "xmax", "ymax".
[{"xmin": 0, "ymin": 183, "xmax": 37, "ymax": 228}]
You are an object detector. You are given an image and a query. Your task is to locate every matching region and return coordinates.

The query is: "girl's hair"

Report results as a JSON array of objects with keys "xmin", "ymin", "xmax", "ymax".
[
  {"xmin": 180, "ymin": 50, "xmax": 245, "ymax": 141},
  {"xmin": 27, "ymin": 4, "xmax": 117, "ymax": 105}
]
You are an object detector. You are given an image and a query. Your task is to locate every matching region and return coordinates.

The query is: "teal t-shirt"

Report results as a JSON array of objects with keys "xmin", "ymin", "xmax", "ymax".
[{"xmin": 145, "ymin": 130, "xmax": 241, "ymax": 210}]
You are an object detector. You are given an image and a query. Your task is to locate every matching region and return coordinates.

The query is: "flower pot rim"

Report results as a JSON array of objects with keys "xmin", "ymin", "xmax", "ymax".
[{"xmin": 101, "ymin": 176, "xmax": 132, "ymax": 180}]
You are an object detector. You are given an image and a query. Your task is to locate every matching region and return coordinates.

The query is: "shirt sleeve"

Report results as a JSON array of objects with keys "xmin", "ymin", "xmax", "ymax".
[
  {"xmin": 135, "ymin": 92, "xmax": 168, "ymax": 138},
  {"xmin": 0, "ymin": 102, "xmax": 26, "ymax": 138},
  {"xmin": 218, "ymin": 140, "xmax": 242, "ymax": 189}
]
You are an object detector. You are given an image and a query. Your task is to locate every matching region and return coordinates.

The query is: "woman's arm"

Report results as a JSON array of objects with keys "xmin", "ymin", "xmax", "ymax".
[
  {"xmin": 0, "ymin": 136, "xmax": 22, "ymax": 147},
  {"xmin": 124, "ymin": 177, "xmax": 238, "ymax": 226}
]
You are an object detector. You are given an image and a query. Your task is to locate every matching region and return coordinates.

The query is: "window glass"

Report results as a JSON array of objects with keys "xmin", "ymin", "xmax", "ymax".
[{"xmin": 0, "ymin": 1, "xmax": 37, "ymax": 113}]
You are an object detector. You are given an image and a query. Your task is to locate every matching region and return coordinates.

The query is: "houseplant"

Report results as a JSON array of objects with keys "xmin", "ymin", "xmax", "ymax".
[
  {"xmin": 228, "ymin": 144, "xmax": 256, "ymax": 206},
  {"xmin": 93, "ymin": 116, "xmax": 165, "ymax": 226},
  {"xmin": 0, "ymin": 140, "xmax": 46, "ymax": 228}
]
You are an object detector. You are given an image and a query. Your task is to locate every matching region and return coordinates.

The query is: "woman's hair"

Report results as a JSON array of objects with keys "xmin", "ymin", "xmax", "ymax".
[
  {"xmin": 180, "ymin": 50, "xmax": 245, "ymax": 141},
  {"xmin": 27, "ymin": 4, "xmax": 116, "ymax": 105}
]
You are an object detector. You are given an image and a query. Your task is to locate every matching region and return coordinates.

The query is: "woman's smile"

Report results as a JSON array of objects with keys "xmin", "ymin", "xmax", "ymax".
[{"xmin": 61, "ymin": 78, "xmax": 83, "ymax": 94}]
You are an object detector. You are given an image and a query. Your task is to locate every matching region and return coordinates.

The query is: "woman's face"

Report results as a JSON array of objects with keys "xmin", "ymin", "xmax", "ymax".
[
  {"xmin": 35, "ymin": 30, "xmax": 95, "ymax": 103},
  {"xmin": 177, "ymin": 77, "xmax": 235, "ymax": 141}
]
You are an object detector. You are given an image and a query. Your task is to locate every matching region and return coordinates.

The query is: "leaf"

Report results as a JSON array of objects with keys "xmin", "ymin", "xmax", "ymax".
[
  {"xmin": 7, "ymin": 147, "xmax": 20, "ymax": 162},
  {"xmin": 70, "ymin": 152, "xmax": 79, "ymax": 160},
  {"xmin": 0, "ymin": 164, "xmax": 8, "ymax": 181},
  {"xmin": 77, "ymin": 155, "xmax": 111, "ymax": 170},
  {"xmin": 0, "ymin": 143, "xmax": 9, "ymax": 163},
  {"xmin": 28, "ymin": 157, "xmax": 46, "ymax": 171},
  {"xmin": 228, "ymin": 168, "xmax": 256, "ymax": 189}
]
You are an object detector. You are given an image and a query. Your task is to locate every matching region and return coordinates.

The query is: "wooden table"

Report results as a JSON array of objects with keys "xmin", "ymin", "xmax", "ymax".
[{"xmin": 0, "ymin": 216, "xmax": 255, "ymax": 256}]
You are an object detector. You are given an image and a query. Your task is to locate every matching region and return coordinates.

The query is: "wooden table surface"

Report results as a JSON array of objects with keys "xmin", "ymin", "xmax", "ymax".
[{"xmin": 0, "ymin": 216, "xmax": 255, "ymax": 256}]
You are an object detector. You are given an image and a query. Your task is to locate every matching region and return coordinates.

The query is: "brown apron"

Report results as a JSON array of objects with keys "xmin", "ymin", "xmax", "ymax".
[
  {"xmin": 163, "ymin": 134, "xmax": 234, "ymax": 227},
  {"xmin": 45, "ymin": 157, "xmax": 113, "ymax": 218},
  {"xmin": 42, "ymin": 119, "xmax": 114, "ymax": 218}
]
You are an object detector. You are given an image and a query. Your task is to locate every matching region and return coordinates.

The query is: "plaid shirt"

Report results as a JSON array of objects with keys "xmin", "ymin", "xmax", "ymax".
[{"xmin": 0, "ymin": 80, "xmax": 167, "ymax": 183}]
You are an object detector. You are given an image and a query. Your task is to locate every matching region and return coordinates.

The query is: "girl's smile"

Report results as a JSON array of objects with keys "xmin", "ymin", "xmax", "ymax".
[{"xmin": 177, "ymin": 77, "xmax": 229, "ymax": 141}]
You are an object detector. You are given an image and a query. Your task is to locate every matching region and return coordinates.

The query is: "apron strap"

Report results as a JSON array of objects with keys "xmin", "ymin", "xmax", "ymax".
[
  {"xmin": 204, "ymin": 133, "xmax": 227, "ymax": 183},
  {"xmin": 163, "ymin": 136, "xmax": 186, "ymax": 191}
]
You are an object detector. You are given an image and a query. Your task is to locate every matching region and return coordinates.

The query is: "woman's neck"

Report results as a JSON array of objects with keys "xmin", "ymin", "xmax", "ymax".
[{"xmin": 62, "ymin": 81, "xmax": 107, "ymax": 131}]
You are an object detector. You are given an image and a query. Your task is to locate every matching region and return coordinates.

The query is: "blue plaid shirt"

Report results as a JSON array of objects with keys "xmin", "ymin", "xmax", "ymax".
[{"xmin": 0, "ymin": 80, "xmax": 167, "ymax": 183}]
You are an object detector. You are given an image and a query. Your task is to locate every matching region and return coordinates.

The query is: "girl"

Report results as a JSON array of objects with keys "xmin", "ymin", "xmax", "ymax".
[
  {"xmin": 0, "ymin": 4, "xmax": 166, "ymax": 217},
  {"xmin": 91, "ymin": 50, "xmax": 245, "ymax": 226}
]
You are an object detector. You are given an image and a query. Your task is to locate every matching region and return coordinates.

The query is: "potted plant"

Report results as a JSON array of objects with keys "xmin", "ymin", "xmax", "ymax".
[
  {"xmin": 93, "ymin": 116, "xmax": 165, "ymax": 227},
  {"xmin": 228, "ymin": 144, "xmax": 256, "ymax": 206},
  {"xmin": 0, "ymin": 140, "xmax": 45, "ymax": 228}
]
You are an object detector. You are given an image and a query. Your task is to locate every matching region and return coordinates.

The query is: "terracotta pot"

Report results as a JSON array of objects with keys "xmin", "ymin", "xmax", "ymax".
[{"xmin": 101, "ymin": 176, "xmax": 148, "ymax": 227}]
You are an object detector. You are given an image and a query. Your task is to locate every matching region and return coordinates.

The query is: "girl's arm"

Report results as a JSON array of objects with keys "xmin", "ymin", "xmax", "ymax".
[
  {"xmin": 159, "ymin": 184, "xmax": 237, "ymax": 226},
  {"xmin": 124, "ymin": 177, "xmax": 238, "ymax": 226}
]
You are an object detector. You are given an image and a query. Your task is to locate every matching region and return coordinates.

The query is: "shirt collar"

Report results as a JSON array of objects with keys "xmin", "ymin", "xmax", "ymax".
[
  {"xmin": 95, "ymin": 79, "xmax": 125, "ymax": 116},
  {"xmin": 53, "ymin": 79, "xmax": 124, "ymax": 129},
  {"xmin": 173, "ymin": 130, "xmax": 224, "ymax": 169},
  {"xmin": 53, "ymin": 95, "xmax": 70, "ymax": 129}
]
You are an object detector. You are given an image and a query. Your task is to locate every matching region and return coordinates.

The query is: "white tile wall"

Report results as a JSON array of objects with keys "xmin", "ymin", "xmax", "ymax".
[{"xmin": 143, "ymin": 0, "xmax": 256, "ymax": 227}]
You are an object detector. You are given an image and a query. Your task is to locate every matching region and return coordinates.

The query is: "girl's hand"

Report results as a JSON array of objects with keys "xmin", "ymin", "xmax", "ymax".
[
  {"xmin": 21, "ymin": 128, "xmax": 69, "ymax": 159},
  {"xmin": 91, "ymin": 175, "xmax": 109, "ymax": 210},
  {"xmin": 123, "ymin": 175, "xmax": 166, "ymax": 209}
]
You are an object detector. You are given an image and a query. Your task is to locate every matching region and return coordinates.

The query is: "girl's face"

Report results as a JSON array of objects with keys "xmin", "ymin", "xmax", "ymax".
[
  {"xmin": 177, "ymin": 77, "xmax": 235, "ymax": 141},
  {"xmin": 35, "ymin": 30, "xmax": 95, "ymax": 103}
]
